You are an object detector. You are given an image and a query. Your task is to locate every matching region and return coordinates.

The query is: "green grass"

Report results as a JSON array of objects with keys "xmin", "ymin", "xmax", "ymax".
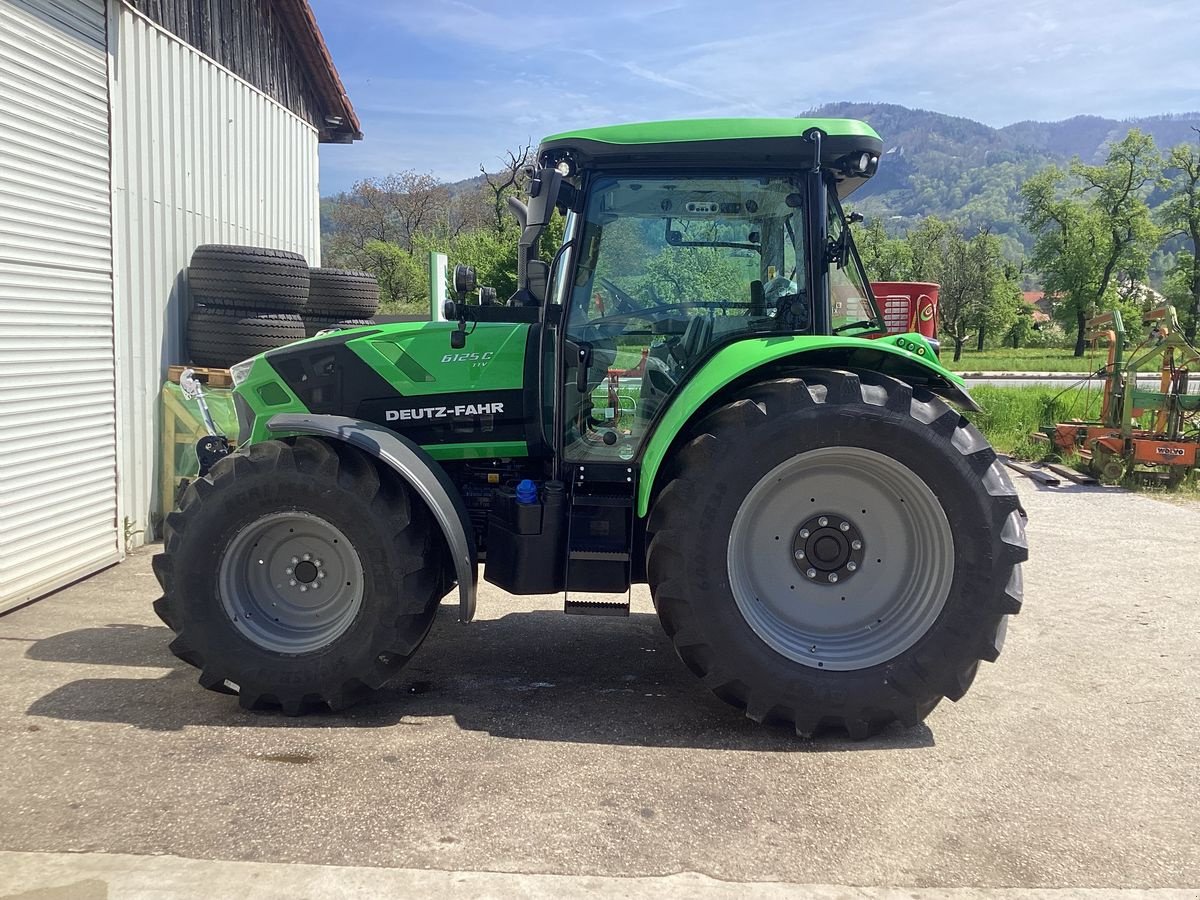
[
  {"xmin": 943, "ymin": 347, "xmax": 1114, "ymax": 373},
  {"xmin": 964, "ymin": 386, "xmax": 1102, "ymax": 458}
]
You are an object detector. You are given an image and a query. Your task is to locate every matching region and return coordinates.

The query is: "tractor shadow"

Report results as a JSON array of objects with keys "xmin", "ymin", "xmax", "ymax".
[{"xmin": 25, "ymin": 610, "xmax": 934, "ymax": 752}]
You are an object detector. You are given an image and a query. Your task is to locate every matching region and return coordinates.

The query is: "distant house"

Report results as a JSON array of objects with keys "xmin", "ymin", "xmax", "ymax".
[
  {"xmin": 0, "ymin": 0, "xmax": 360, "ymax": 612},
  {"xmin": 1022, "ymin": 291, "xmax": 1053, "ymax": 324}
]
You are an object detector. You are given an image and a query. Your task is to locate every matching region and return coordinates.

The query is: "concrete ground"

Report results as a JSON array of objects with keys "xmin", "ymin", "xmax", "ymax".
[{"xmin": 1, "ymin": 480, "xmax": 1198, "ymax": 897}]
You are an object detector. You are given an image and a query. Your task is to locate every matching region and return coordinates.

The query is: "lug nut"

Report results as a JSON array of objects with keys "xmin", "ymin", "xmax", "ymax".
[
  {"xmin": 285, "ymin": 567, "xmax": 293, "ymax": 575},
  {"xmin": 839, "ymin": 521, "xmax": 850, "ymax": 532},
  {"xmin": 828, "ymin": 573, "xmax": 839, "ymax": 583},
  {"xmin": 806, "ymin": 568, "xmax": 817, "ymax": 579},
  {"xmin": 818, "ymin": 516, "xmax": 829, "ymax": 527},
  {"xmin": 299, "ymin": 585, "xmax": 308, "ymax": 593},
  {"xmin": 851, "ymin": 540, "xmax": 862, "ymax": 550},
  {"xmin": 317, "ymin": 571, "xmax": 326, "ymax": 580},
  {"xmin": 290, "ymin": 557, "xmax": 299, "ymax": 565},
  {"xmin": 794, "ymin": 549, "xmax": 805, "ymax": 560},
  {"xmin": 303, "ymin": 553, "xmax": 312, "ymax": 561},
  {"xmin": 288, "ymin": 579, "xmax": 296, "ymax": 586},
  {"xmin": 314, "ymin": 559, "xmax": 323, "ymax": 568},
  {"xmin": 847, "ymin": 561, "xmax": 857, "ymax": 572},
  {"xmin": 799, "ymin": 529, "xmax": 810, "ymax": 539}
]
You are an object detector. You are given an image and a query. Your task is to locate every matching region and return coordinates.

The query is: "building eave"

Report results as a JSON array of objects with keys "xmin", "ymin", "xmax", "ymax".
[{"xmin": 277, "ymin": 0, "xmax": 363, "ymax": 143}]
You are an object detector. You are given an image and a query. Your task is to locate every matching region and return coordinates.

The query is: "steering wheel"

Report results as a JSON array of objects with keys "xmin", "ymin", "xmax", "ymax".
[{"xmin": 598, "ymin": 277, "xmax": 642, "ymax": 315}]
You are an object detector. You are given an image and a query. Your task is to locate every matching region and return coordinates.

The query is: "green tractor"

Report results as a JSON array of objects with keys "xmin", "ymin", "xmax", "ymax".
[{"xmin": 154, "ymin": 118, "xmax": 1027, "ymax": 738}]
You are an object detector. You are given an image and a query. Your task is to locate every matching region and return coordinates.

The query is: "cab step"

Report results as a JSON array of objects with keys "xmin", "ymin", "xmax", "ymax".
[
  {"xmin": 568, "ymin": 548, "xmax": 631, "ymax": 561},
  {"xmin": 564, "ymin": 463, "xmax": 636, "ymax": 605},
  {"xmin": 564, "ymin": 597, "xmax": 631, "ymax": 617}
]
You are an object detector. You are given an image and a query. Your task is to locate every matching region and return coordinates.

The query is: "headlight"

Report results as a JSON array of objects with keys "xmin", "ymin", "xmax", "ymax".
[{"xmin": 229, "ymin": 356, "xmax": 256, "ymax": 386}]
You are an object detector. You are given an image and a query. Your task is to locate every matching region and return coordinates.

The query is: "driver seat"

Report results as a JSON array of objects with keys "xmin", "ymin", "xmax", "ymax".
[{"xmin": 678, "ymin": 314, "xmax": 714, "ymax": 371}]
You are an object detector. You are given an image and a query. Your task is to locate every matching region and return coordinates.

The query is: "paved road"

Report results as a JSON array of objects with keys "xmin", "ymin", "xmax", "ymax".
[{"xmin": 1, "ymin": 480, "xmax": 1198, "ymax": 896}]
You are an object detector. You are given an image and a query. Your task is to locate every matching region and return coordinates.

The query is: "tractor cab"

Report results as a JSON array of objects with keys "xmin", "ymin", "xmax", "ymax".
[{"xmin": 468, "ymin": 119, "xmax": 889, "ymax": 468}]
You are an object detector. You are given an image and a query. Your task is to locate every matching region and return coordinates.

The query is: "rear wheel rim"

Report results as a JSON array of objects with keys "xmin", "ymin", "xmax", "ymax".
[
  {"xmin": 726, "ymin": 446, "xmax": 954, "ymax": 671},
  {"xmin": 218, "ymin": 511, "xmax": 364, "ymax": 654}
]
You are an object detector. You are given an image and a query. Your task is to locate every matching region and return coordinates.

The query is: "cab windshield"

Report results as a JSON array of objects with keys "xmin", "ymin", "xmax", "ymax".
[{"xmin": 558, "ymin": 174, "xmax": 882, "ymax": 462}]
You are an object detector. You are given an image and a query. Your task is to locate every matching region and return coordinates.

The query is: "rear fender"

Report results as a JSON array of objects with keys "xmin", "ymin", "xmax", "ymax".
[
  {"xmin": 636, "ymin": 334, "xmax": 976, "ymax": 517},
  {"xmin": 266, "ymin": 414, "xmax": 478, "ymax": 623}
]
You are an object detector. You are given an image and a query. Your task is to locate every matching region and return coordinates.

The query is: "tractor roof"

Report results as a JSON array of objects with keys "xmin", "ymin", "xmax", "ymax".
[{"xmin": 539, "ymin": 118, "xmax": 884, "ymax": 194}]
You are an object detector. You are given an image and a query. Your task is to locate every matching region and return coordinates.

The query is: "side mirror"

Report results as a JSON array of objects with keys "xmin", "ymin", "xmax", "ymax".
[{"xmin": 527, "ymin": 260, "xmax": 550, "ymax": 304}]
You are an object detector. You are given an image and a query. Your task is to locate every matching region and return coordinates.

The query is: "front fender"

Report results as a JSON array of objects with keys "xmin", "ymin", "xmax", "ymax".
[
  {"xmin": 636, "ymin": 334, "xmax": 974, "ymax": 517},
  {"xmin": 266, "ymin": 414, "xmax": 478, "ymax": 623}
]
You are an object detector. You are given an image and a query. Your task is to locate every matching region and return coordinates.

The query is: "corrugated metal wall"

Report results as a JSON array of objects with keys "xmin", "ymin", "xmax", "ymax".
[
  {"xmin": 109, "ymin": 1, "xmax": 321, "ymax": 541},
  {"xmin": 0, "ymin": 0, "xmax": 119, "ymax": 612}
]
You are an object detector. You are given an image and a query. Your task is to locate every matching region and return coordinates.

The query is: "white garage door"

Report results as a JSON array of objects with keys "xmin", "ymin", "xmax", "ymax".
[{"xmin": 0, "ymin": 0, "xmax": 119, "ymax": 612}]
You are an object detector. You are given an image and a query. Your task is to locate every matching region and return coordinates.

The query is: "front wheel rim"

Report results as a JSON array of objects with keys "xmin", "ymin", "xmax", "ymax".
[
  {"xmin": 218, "ymin": 511, "xmax": 365, "ymax": 654},
  {"xmin": 727, "ymin": 446, "xmax": 954, "ymax": 671}
]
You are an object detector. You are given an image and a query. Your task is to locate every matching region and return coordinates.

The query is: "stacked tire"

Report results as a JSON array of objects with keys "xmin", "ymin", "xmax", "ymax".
[
  {"xmin": 302, "ymin": 268, "xmax": 379, "ymax": 337},
  {"xmin": 186, "ymin": 245, "xmax": 308, "ymax": 368},
  {"xmin": 185, "ymin": 248, "xmax": 382, "ymax": 368}
]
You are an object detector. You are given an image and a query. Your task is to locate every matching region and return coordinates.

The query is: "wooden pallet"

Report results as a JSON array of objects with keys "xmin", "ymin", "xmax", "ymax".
[
  {"xmin": 1001, "ymin": 456, "xmax": 1061, "ymax": 486},
  {"xmin": 167, "ymin": 364, "xmax": 233, "ymax": 388},
  {"xmin": 1042, "ymin": 462, "xmax": 1099, "ymax": 485}
]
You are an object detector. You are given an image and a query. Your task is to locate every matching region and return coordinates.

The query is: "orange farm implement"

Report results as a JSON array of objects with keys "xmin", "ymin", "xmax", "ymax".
[{"xmin": 1045, "ymin": 305, "xmax": 1200, "ymax": 486}]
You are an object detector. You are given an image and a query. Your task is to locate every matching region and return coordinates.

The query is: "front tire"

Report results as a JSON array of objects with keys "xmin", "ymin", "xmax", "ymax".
[
  {"xmin": 646, "ymin": 370, "xmax": 1027, "ymax": 738},
  {"xmin": 152, "ymin": 438, "xmax": 446, "ymax": 713}
]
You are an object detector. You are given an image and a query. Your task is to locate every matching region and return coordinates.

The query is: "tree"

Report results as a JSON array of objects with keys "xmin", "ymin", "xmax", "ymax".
[
  {"xmin": 1021, "ymin": 130, "xmax": 1161, "ymax": 356},
  {"xmin": 906, "ymin": 215, "xmax": 951, "ymax": 283},
  {"xmin": 481, "ymin": 143, "xmax": 533, "ymax": 235},
  {"xmin": 971, "ymin": 247, "xmax": 1022, "ymax": 352},
  {"xmin": 1008, "ymin": 304, "xmax": 1036, "ymax": 348},
  {"xmin": 900, "ymin": 217, "xmax": 1019, "ymax": 360},
  {"xmin": 642, "ymin": 246, "xmax": 744, "ymax": 303},
  {"xmin": 324, "ymin": 171, "xmax": 450, "ymax": 257},
  {"xmin": 851, "ymin": 217, "xmax": 913, "ymax": 281},
  {"xmin": 1159, "ymin": 130, "xmax": 1200, "ymax": 341},
  {"xmin": 361, "ymin": 239, "xmax": 427, "ymax": 309}
]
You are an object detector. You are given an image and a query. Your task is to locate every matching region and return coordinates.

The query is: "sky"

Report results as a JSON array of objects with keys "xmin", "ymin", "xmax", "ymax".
[{"xmin": 310, "ymin": 0, "xmax": 1200, "ymax": 194}]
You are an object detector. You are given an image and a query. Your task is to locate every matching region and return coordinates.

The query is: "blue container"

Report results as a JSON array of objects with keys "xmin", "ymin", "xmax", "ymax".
[{"xmin": 516, "ymin": 479, "xmax": 539, "ymax": 505}]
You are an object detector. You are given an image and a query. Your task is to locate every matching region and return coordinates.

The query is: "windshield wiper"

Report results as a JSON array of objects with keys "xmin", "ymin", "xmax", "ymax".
[{"xmin": 831, "ymin": 319, "xmax": 885, "ymax": 335}]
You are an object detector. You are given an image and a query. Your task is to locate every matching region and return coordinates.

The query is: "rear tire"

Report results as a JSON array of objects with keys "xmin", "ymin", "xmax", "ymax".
[
  {"xmin": 188, "ymin": 244, "xmax": 309, "ymax": 312},
  {"xmin": 187, "ymin": 305, "xmax": 305, "ymax": 367},
  {"xmin": 645, "ymin": 370, "xmax": 1026, "ymax": 738},
  {"xmin": 152, "ymin": 438, "xmax": 447, "ymax": 714}
]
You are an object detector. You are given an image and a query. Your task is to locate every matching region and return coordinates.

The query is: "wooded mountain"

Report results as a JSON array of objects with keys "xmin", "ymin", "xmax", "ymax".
[{"xmin": 806, "ymin": 102, "xmax": 1200, "ymax": 254}]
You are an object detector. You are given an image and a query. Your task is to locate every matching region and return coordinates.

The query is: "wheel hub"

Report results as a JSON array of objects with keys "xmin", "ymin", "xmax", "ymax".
[
  {"xmin": 726, "ymin": 446, "xmax": 955, "ymax": 671},
  {"xmin": 218, "ymin": 512, "xmax": 364, "ymax": 654},
  {"xmin": 292, "ymin": 559, "xmax": 319, "ymax": 584},
  {"xmin": 792, "ymin": 514, "xmax": 864, "ymax": 585}
]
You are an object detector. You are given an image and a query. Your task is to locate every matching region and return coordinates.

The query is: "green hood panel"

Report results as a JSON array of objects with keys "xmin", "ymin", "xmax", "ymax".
[
  {"xmin": 635, "ymin": 334, "xmax": 966, "ymax": 517},
  {"xmin": 235, "ymin": 320, "xmax": 535, "ymax": 456}
]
